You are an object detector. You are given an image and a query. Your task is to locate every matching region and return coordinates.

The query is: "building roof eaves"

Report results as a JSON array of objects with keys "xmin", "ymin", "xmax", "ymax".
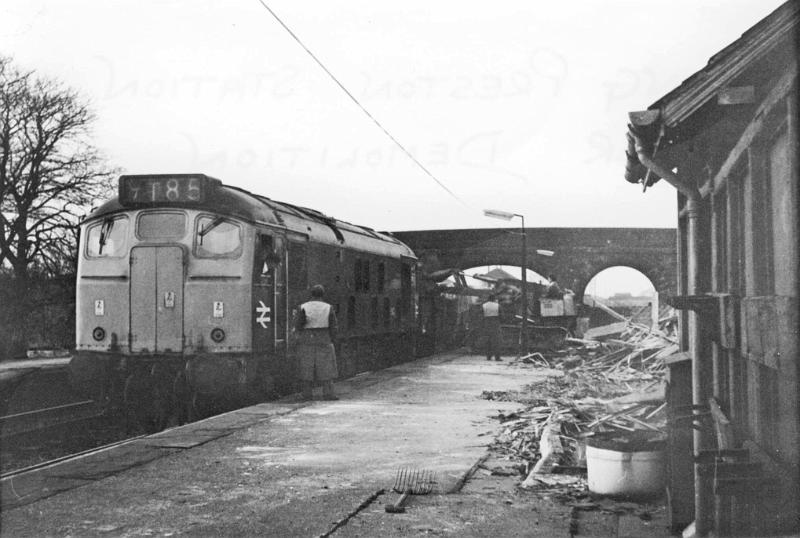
[{"xmin": 651, "ymin": 0, "xmax": 799, "ymax": 128}]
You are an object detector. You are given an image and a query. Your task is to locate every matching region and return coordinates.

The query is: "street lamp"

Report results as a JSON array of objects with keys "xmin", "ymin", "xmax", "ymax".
[{"xmin": 483, "ymin": 209, "xmax": 529, "ymax": 356}]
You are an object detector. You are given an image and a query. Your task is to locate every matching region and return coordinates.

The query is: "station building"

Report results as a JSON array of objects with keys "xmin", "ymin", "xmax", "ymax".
[{"xmin": 623, "ymin": 1, "xmax": 799, "ymax": 535}]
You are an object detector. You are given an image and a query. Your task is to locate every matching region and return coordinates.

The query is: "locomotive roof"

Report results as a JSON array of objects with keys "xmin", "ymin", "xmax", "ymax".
[{"xmin": 88, "ymin": 177, "xmax": 416, "ymax": 258}]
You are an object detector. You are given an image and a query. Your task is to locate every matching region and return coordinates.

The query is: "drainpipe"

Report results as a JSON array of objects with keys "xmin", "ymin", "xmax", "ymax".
[{"xmin": 628, "ymin": 130, "xmax": 709, "ymax": 536}]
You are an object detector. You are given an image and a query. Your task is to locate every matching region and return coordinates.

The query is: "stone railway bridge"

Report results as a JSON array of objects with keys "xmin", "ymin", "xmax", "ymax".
[{"xmin": 391, "ymin": 227, "xmax": 677, "ymax": 299}]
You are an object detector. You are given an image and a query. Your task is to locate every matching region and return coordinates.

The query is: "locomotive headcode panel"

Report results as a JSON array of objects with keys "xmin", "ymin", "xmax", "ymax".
[
  {"xmin": 71, "ymin": 174, "xmax": 419, "ymax": 430},
  {"xmin": 118, "ymin": 174, "xmax": 221, "ymax": 205}
]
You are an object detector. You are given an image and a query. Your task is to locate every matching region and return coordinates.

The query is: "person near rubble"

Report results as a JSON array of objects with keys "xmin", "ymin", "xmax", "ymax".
[
  {"xmin": 481, "ymin": 294, "xmax": 502, "ymax": 361},
  {"xmin": 544, "ymin": 274, "xmax": 564, "ymax": 299},
  {"xmin": 294, "ymin": 284, "xmax": 339, "ymax": 401}
]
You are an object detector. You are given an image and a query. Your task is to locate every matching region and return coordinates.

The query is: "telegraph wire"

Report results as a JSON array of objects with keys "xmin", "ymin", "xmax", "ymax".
[{"xmin": 254, "ymin": 0, "xmax": 466, "ymax": 206}]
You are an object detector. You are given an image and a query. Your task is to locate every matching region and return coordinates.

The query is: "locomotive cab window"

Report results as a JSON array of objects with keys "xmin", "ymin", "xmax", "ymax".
[
  {"xmin": 256, "ymin": 234, "xmax": 283, "ymax": 282},
  {"xmin": 194, "ymin": 215, "xmax": 242, "ymax": 258},
  {"xmin": 86, "ymin": 216, "xmax": 129, "ymax": 258},
  {"xmin": 137, "ymin": 211, "xmax": 187, "ymax": 240}
]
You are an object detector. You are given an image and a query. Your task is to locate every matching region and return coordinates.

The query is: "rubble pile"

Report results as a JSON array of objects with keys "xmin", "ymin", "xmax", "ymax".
[{"xmin": 482, "ymin": 312, "xmax": 679, "ymax": 491}]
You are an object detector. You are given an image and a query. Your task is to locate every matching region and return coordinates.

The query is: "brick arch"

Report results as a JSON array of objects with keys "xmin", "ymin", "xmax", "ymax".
[
  {"xmin": 576, "ymin": 261, "xmax": 670, "ymax": 299},
  {"xmin": 392, "ymin": 227, "xmax": 677, "ymax": 300}
]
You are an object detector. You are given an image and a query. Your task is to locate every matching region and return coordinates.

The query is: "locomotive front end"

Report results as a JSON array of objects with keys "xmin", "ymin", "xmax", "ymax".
[{"xmin": 71, "ymin": 174, "xmax": 257, "ymax": 428}]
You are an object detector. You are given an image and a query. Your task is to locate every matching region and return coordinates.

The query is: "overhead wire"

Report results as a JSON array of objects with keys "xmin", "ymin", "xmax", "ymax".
[{"xmin": 254, "ymin": 0, "xmax": 466, "ymax": 206}]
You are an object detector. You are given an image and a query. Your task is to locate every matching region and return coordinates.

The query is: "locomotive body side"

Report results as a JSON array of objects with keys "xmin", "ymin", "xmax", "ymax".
[
  {"xmin": 70, "ymin": 174, "xmax": 418, "ymax": 427},
  {"xmin": 247, "ymin": 192, "xmax": 419, "ymax": 394}
]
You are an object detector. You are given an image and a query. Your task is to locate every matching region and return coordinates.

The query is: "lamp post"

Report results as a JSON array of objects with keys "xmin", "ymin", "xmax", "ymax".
[{"xmin": 483, "ymin": 209, "xmax": 528, "ymax": 356}]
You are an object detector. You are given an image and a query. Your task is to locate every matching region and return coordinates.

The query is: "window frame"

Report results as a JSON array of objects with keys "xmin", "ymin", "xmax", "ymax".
[
  {"xmin": 193, "ymin": 213, "xmax": 244, "ymax": 259},
  {"xmin": 135, "ymin": 210, "xmax": 188, "ymax": 241},
  {"xmin": 85, "ymin": 215, "xmax": 130, "ymax": 259}
]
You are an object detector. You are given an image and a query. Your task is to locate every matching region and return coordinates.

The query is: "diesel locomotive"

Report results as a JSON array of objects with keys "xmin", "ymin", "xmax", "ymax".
[{"xmin": 70, "ymin": 174, "xmax": 418, "ymax": 430}]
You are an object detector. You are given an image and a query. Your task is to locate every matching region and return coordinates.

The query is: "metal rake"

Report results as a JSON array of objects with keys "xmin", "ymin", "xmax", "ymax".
[{"xmin": 384, "ymin": 468, "xmax": 437, "ymax": 513}]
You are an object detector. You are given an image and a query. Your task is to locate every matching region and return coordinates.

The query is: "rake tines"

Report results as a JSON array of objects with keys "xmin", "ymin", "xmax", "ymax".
[
  {"xmin": 392, "ymin": 467, "xmax": 437, "ymax": 495},
  {"xmin": 385, "ymin": 467, "xmax": 437, "ymax": 513}
]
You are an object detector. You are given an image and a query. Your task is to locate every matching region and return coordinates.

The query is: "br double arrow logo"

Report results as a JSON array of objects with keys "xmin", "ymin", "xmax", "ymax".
[{"xmin": 256, "ymin": 301, "xmax": 271, "ymax": 328}]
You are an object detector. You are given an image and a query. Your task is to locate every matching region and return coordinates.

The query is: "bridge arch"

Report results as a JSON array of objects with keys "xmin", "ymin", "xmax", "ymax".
[
  {"xmin": 580, "ymin": 261, "xmax": 669, "ymax": 299},
  {"xmin": 392, "ymin": 227, "xmax": 676, "ymax": 300},
  {"xmin": 585, "ymin": 265, "xmax": 657, "ymax": 298}
]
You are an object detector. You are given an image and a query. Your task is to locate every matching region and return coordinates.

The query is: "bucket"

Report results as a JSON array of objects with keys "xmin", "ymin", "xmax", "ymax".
[{"xmin": 586, "ymin": 432, "xmax": 665, "ymax": 498}]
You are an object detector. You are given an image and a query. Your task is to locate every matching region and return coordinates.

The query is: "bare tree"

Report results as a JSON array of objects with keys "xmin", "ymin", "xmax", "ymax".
[
  {"xmin": 0, "ymin": 56, "xmax": 116, "ymax": 357},
  {"xmin": 1, "ymin": 56, "xmax": 116, "ymax": 280}
]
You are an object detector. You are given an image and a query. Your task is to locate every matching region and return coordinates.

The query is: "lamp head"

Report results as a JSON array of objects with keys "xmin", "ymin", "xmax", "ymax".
[{"xmin": 483, "ymin": 209, "xmax": 516, "ymax": 221}]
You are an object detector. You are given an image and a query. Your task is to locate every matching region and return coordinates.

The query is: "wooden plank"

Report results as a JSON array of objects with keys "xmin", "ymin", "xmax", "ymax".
[
  {"xmin": 742, "ymin": 162, "xmax": 757, "ymax": 296},
  {"xmin": 708, "ymin": 397, "xmax": 734, "ymax": 450},
  {"xmin": 717, "ymin": 294, "xmax": 738, "ymax": 350},
  {"xmin": 747, "ymin": 360, "xmax": 761, "ymax": 439},
  {"xmin": 761, "ymin": 299, "xmax": 779, "ymax": 370},
  {"xmin": 776, "ymin": 297, "xmax": 800, "ymax": 466},
  {"xmin": 717, "ymin": 86, "xmax": 756, "ymax": 105},
  {"xmin": 787, "ymin": 83, "xmax": 799, "ymax": 296},
  {"xmin": 750, "ymin": 146, "xmax": 775, "ymax": 293},
  {"xmin": 714, "ymin": 476, "xmax": 773, "ymax": 496},
  {"xmin": 741, "ymin": 297, "xmax": 781, "ymax": 368},
  {"xmin": 698, "ymin": 462, "xmax": 762, "ymax": 478},
  {"xmin": 770, "ymin": 129, "xmax": 797, "ymax": 297},
  {"xmin": 705, "ymin": 65, "xmax": 798, "ymax": 197},
  {"xmin": 776, "ymin": 296, "xmax": 799, "ymax": 371},
  {"xmin": 666, "ymin": 355, "xmax": 694, "ymax": 532},
  {"xmin": 696, "ymin": 448, "xmax": 750, "ymax": 464}
]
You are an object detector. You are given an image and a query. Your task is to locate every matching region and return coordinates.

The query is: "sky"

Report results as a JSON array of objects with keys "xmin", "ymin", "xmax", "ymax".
[{"xmin": 1, "ymin": 0, "xmax": 788, "ymax": 294}]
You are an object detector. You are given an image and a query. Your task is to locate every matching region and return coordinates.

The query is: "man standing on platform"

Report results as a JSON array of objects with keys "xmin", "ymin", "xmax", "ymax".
[
  {"xmin": 482, "ymin": 294, "xmax": 502, "ymax": 361},
  {"xmin": 294, "ymin": 285, "xmax": 339, "ymax": 400}
]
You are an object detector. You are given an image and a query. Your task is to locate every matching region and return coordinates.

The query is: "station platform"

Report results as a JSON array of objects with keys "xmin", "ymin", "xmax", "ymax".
[
  {"xmin": 0, "ymin": 357, "xmax": 70, "ymax": 383},
  {"xmin": 0, "ymin": 351, "xmax": 669, "ymax": 537},
  {"xmin": 0, "ymin": 357, "xmax": 70, "ymax": 371}
]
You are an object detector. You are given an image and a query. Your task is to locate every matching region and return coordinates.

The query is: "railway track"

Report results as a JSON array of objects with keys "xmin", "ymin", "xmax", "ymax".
[
  {"xmin": 1, "ymin": 433, "xmax": 148, "ymax": 481},
  {"xmin": 0, "ymin": 400, "xmax": 104, "ymax": 439},
  {"xmin": 0, "ymin": 400, "xmax": 130, "ymax": 475},
  {"xmin": 1, "ymin": 398, "xmax": 231, "ymax": 476}
]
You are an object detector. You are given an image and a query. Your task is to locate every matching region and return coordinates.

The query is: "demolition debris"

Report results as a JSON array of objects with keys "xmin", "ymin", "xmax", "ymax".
[{"xmin": 481, "ymin": 311, "xmax": 678, "ymax": 493}]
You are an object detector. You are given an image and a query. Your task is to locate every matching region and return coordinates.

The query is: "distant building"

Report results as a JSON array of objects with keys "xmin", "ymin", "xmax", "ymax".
[{"xmin": 605, "ymin": 292, "xmax": 651, "ymax": 308}]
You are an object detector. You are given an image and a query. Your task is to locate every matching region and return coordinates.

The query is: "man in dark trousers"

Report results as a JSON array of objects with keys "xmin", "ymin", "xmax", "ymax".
[
  {"xmin": 482, "ymin": 294, "xmax": 502, "ymax": 361},
  {"xmin": 294, "ymin": 285, "xmax": 339, "ymax": 400}
]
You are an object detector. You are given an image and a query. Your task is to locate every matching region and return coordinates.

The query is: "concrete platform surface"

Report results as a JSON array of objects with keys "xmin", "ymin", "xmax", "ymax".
[
  {"xmin": 0, "ymin": 357, "xmax": 69, "ymax": 386},
  {"xmin": 0, "ymin": 351, "xmax": 670, "ymax": 537}
]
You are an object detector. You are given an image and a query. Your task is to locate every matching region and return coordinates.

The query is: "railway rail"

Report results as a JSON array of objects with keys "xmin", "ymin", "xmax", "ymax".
[
  {"xmin": 0, "ymin": 400, "xmax": 103, "ymax": 439},
  {"xmin": 0, "ymin": 433, "xmax": 148, "ymax": 481},
  {"xmin": 1, "ymin": 394, "xmax": 230, "ymax": 476},
  {"xmin": 0, "ymin": 400, "xmax": 133, "ymax": 476}
]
